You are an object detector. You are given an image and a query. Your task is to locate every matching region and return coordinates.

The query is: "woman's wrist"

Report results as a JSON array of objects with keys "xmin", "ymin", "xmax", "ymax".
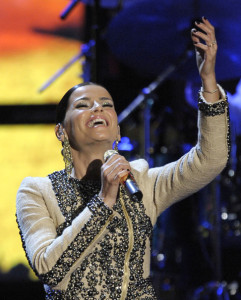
[
  {"xmin": 98, "ymin": 192, "xmax": 115, "ymax": 209},
  {"xmin": 201, "ymin": 77, "xmax": 220, "ymax": 103}
]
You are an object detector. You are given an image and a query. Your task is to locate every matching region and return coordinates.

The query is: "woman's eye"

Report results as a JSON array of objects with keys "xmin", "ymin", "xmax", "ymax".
[
  {"xmin": 103, "ymin": 102, "xmax": 113, "ymax": 107},
  {"xmin": 76, "ymin": 103, "xmax": 89, "ymax": 108}
]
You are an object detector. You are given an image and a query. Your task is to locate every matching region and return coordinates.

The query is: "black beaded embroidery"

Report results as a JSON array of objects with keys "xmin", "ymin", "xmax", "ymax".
[
  {"xmin": 63, "ymin": 187, "xmax": 155, "ymax": 300},
  {"xmin": 49, "ymin": 170, "xmax": 102, "ymax": 231},
  {"xmin": 45, "ymin": 171, "xmax": 155, "ymax": 299},
  {"xmin": 198, "ymin": 99, "xmax": 228, "ymax": 116},
  {"xmin": 39, "ymin": 171, "xmax": 112, "ymax": 287},
  {"xmin": 198, "ymin": 90, "xmax": 231, "ymax": 161},
  {"xmin": 16, "ymin": 215, "xmax": 39, "ymax": 277}
]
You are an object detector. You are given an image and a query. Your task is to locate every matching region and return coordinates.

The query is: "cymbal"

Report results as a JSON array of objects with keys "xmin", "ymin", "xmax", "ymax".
[{"xmin": 106, "ymin": 0, "xmax": 241, "ymax": 81}]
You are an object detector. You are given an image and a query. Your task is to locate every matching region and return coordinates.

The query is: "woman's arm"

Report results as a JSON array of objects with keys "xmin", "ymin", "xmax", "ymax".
[
  {"xmin": 152, "ymin": 86, "xmax": 229, "ymax": 216},
  {"xmin": 16, "ymin": 177, "xmax": 113, "ymax": 287}
]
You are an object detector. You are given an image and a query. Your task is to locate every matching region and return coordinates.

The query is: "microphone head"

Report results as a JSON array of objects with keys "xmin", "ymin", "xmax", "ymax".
[{"xmin": 104, "ymin": 149, "xmax": 118, "ymax": 162}]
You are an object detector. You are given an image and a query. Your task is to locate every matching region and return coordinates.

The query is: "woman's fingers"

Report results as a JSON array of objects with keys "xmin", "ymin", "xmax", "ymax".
[
  {"xmin": 192, "ymin": 17, "xmax": 217, "ymax": 50},
  {"xmin": 101, "ymin": 154, "xmax": 130, "ymax": 183},
  {"xmin": 113, "ymin": 169, "xmax": 130, "ymax": 181},
  {"xmin": 191, "ymin": 17, "xmax": 218, "ymax": 81},
  {"xmin": 99, "ymin": 154, "xmax": 131, "ymax": 207}
]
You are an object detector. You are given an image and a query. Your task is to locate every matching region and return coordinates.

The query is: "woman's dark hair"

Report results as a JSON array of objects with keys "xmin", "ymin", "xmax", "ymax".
[{"xmin": 56, "ymin": 82, "xmax": 102, "ymax": 124}]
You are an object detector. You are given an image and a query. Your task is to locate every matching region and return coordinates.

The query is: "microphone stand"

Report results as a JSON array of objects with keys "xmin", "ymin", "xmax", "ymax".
[
  {"xmin": 38, "ymin": 0, "xmax": 101, "ymax": 92},
  {"xmin": 118, "ymin": 47, "xmax": 193, "ymax": 163},
  {"xmin": 61, "ymin": 0, "xmax": 100, "ymax": 82},
  {"xmin": 60, "ymin": 0, "xmax": 82, "ymax": 20},
  {"xmin": 38, "ymin": 40, "xmax": 95, "ymax": 93},
  {"xmin": 90, "ymin": 0, "xmax": 100, "ymax": 82}
]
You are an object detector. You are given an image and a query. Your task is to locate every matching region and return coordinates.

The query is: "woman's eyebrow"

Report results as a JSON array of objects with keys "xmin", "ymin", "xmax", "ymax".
[
  {"xmin": 74, "ymin": 97, "xmax": 90, "ymax": 102},
  {"xmin": 99, "ymin": 97, "xmax": 113, "ymax": 101},
  {"xmin": 74, "ymin": 96, "xmax": 113, "ymax": 102}
]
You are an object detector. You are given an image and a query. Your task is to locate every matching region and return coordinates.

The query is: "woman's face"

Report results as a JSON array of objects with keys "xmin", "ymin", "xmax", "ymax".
[{"xmin": 63, "ymin": 84, "xmax": 120, "ymax": 150}]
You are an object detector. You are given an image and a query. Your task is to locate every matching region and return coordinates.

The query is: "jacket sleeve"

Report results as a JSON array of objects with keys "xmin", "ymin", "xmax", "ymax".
[
  {"xmin": 132, "ymin": 85, "xmax": 230, "ymax": 224},
  {"xmin": 16, "ymin": 177, "xmax": 113, "ymax": 288}
]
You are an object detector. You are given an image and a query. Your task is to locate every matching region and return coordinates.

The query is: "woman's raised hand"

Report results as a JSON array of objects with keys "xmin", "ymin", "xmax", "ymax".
[
  {"xmin": 191, "ymin": 17, "xmax": 217, "ymax": 80},
  {"xmin": 191, "ymin": 17, "xmax": 220, "ymax": 102}
]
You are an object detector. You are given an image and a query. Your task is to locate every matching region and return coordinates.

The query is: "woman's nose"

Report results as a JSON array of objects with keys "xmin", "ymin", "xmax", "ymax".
[{"xmin": 92, "ymin": 101, "xmax": 103, "ymax": 112}]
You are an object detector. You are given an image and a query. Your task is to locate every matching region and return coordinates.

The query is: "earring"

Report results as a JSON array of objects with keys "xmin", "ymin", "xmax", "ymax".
[
  {"xmin": 114, "ymin": 139, "xmax": 119, "ymax": 152},
  {"xmin": 61, "ymin": 136, "xmax": 73, "ymax": 177}
]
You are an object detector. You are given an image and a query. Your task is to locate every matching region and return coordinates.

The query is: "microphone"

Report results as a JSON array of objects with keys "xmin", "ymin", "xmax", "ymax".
[{"xmin": 104, "ymin": 150, "xmax": 143, "ymax": 201}]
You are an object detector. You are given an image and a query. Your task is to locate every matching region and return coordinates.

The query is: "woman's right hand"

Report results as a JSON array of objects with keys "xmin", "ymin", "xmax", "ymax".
[{"xmin": 99, "ymin": 154, "xmax": 131, "ymax": 208}]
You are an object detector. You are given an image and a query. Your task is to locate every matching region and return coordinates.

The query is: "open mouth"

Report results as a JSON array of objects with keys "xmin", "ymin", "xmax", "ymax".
[{"xmin": 87, "ymin": 118, "xmax": 108, "ymax": 128}]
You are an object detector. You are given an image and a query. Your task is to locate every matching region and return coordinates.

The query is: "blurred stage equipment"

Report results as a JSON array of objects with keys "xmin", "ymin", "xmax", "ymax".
[
  {"xmin": 118, "ymin": 46, "xmax": 192, "ymax": 163},
  {"xmin": 192, "ymin": 281, "xmax": 230, "ymax": 300},
  {"xmin": 107, "ymin": 0, "xmax": 241, "ymax": 81}
]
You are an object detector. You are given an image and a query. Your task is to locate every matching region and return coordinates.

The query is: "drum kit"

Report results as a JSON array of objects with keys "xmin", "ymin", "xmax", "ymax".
[{"xmin": 39, "ymin": 1, "xmax": 241, "ymax": 299}]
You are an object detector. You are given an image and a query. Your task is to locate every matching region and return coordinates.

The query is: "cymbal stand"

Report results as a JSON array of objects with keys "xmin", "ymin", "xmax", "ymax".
[
  {"xmin": 91, "ymin": 0, "xmax": 100, "ymax": 82},
  {"xmin": 192, "ymin": 179, "xmax": 232, "ymax": 299},
  {"xmin": 210, "ymin": 177, "xmax": 222, "ymax": 282},
  {"xmin": 143, "ymin": 94, "xmax": 154, "ymax": 165}
]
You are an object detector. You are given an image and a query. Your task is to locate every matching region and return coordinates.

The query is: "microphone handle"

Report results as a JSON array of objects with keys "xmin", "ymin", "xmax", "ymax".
[{"xmin": 122, "ymin": 172, "xmax": 143, "ymax": 201}]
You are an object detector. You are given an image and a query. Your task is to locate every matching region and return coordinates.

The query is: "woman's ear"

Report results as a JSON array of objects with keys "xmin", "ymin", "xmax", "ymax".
[{"xmin": 55, "ymin": 123, "xmax": 65, "ymax": 142}]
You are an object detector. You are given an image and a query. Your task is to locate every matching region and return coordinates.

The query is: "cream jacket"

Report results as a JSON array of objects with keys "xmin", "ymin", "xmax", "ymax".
[{"xmin": 16, "ymin": 90, "xmax": 229, "ymax": 299}]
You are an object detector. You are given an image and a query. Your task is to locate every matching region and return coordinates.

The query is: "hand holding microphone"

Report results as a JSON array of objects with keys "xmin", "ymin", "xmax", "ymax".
[{"xmin": 103, "ymin": 150, "xmax": 143, "ymax": 201}]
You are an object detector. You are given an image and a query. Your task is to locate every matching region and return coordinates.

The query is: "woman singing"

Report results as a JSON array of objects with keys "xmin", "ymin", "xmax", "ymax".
[{"xmin": 16, "ymin": 18, "xmax": 230, "ymax": 299}]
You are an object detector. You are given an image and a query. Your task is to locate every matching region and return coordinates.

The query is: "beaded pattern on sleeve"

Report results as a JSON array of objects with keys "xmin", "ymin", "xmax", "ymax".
[
  {"xmin": 87, "ymin": 194, "xmax": 112, "ymax": 215},
  {"xmin": 198, "ymin": 89, "xmax": 231, "ymax": 161},
  {"xmin": 16, "ymin": 215, "xmax": 39, "ymax": 277},
  {"xmin": 198, "ymin": 99, "xmax": 228, "ymax": 116},
  {"xmin": 198, "ymin": 94, "xmax": 228, "ymax": 117}
]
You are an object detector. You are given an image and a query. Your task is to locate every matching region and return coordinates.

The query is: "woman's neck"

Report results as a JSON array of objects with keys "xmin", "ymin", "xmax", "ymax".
[{"xmin": 71, "ymin": 145, "xmax": 110, "ymax": 180}]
